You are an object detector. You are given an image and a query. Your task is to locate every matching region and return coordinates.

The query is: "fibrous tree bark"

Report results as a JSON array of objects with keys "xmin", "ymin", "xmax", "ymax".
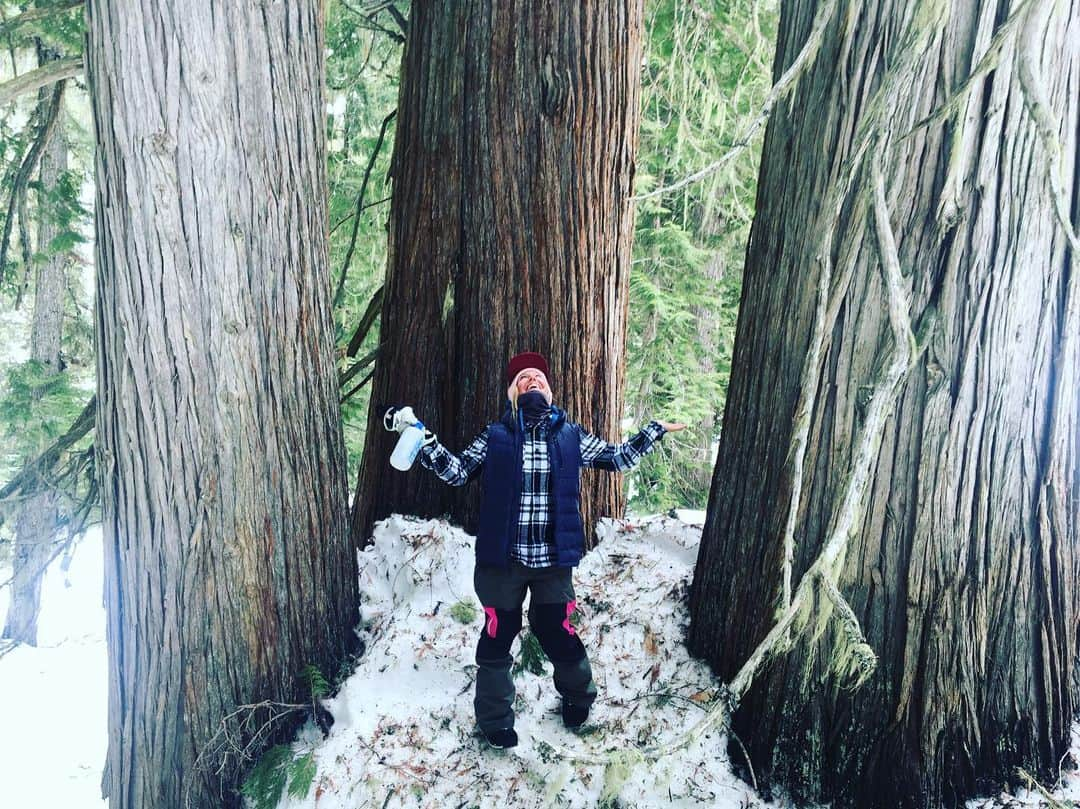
[
  {"xmin": 2, "ymin": 58, "xmax": 67, "ymax": 646},
  {"xmin": 351, "ymin": 1, "xmax": 644, "ymax": 545},
  {"xmin": 688, "ymin": 0, "xmax": 1079, "ymax": 806},
  {"xmin": 87, "ymin": 2, "xmax": 358, "ymax": 807}
]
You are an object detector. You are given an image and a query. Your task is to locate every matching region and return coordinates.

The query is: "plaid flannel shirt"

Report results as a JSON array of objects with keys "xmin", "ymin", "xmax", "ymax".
[{"xmin": 420, "ymin": 418, "xmax": 666, "ymax": 567}]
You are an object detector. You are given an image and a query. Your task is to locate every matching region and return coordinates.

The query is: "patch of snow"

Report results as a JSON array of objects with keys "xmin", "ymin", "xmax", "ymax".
[
  {"xmin": 1, "ymin": 517, "xmax": 1078, "ymax": 809},
  {"xmin": 0, "ymin": 527, "xmax": 107, "ymax": 808},
  {"xmin": 281, "ymin": 514, "xmax": 773, "ymax": 809},
  {"xmin": 965, "ymin": 723, "xmax": 1080, "ymax": 808}
]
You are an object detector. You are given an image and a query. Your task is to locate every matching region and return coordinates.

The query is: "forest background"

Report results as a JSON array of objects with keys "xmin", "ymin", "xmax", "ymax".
[
  {"xmin": 0, "ymin": 0, "xmax": 767, "ymax": 541},
  {"xmin": 0, "ymin": 1, "xmax": 768, "ymax": 798},
  {"xmin": 2, "ymin": 1, "xmax": 1076, "ymax": 808}
]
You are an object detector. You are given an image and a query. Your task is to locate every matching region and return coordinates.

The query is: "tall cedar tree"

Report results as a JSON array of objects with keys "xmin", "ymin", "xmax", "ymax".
[
  {"xmin": 689, "ymin": 1, "xmax": 1079, "ymax": 807},
  {"xmin": 352, "ymin": 1, "xmax": 644, "ymax": 544},
  {"xmin": 87, "ymin": 2, "xmax": 358, "ymax": 806}
]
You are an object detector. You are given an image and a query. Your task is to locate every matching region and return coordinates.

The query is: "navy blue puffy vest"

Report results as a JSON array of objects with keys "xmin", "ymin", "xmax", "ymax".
[{"xmin": 475, "ymin": 405, "xmax": 584, "ymax": 568}]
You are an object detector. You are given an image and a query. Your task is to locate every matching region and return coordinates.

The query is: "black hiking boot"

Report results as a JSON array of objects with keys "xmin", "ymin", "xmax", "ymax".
[
  {"xmin": 562, "ymin": 700, "xmax": 590, "ymax": 729},
  {"xmin": 483, "ymin": 727, "xmax": 518, "ymax": 749}
]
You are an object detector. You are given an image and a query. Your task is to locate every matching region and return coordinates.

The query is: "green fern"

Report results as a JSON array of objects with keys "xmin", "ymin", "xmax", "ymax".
[
  {"xmin": 240, "ymin": 745, "xmax": 290, "ymax": 809},
  {"xmin": 241, "ymin": 746, "xmax": 318, "ymax": 809},
  {"xmin": 449, "ymin": 599, "xmax": 478, "ymax": 624},
  {"xmin": 287, "ymin": 752, "xmax": 317, "ymax": 799},
  {"xmin": 299, "ymin": 665, "xmax": 329, "ymax": 701},
  {"xmin": 513, "ymin": 631, "xmax": 547, "ymax": 676}
]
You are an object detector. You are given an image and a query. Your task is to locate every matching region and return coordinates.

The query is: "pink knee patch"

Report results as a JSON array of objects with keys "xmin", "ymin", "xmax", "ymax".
[
  {"xmin": 562, "ymin": 600, "xmax": 577, "ymax": 636},
  {"xmin": 484, "ymin": 607, "xmax": 498, "ymax": 638}
]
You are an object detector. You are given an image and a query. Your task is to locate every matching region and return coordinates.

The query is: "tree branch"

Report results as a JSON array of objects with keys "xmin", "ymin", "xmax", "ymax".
[
  {"xmin": 345, "ymin": 284, "xmax": 384, "ymax": 357},
  {"xmin": 818, "ymin": 572, "xmax": 877, "ymax": 687},
  {"xmin": 329, "ymin": 195, "xmax": 391, "ymax": 235},
  {"xmin": 384, "ymin": 4, "xmax": 408, "ymax": 35},
  {"xmin": 340, "ymin": 369, "xmax": 375, "ymax": 404},
  {"xmin": 0, "ymin": 394, "xmax": 94, "ymax": 507},
  {"xmin": 340, "ymin": 0, "xmax": 406, "ymax": 43},
  {"xmin": 13, "ymin": 177, "xmax": 32, "ymax": 307},
  {"xmin": 0, "ymin": 55, "xmax": 81, "ymax": 107},
  {"xmin": 0, "ymin": 77, "xmax": 65, "ymax": 286},
  {"xmin": 338, "ymin": 348, "xmax": 377, "ymax": 388},
  {"xmin": 1016, "ymin": 0, "xmax": 1080, "ymax": 255},
  {"xmin": 333, "ymin": 109, "xmax": 396, "ymax": 308}
]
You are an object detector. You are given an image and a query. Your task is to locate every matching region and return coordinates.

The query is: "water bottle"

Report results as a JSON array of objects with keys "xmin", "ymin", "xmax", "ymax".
[{"xmin": 390, "ymin": 421, "xmax": 425, "ymax": 471}]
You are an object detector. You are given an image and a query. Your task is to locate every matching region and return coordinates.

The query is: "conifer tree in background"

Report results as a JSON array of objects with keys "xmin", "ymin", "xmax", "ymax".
[
  {"xmin": 322, "ymin": 4, "xmax": 404, "ymax": 472},
  {"xmin": 351, "ymin": 1, "xmax": 644, "ymax": 544},
  {"xmin": 87, "ymin": 1, "xmax": 358, "ymax": 806},
  {"xmin": 2, "ymin": 46, "xmax": 69, "ymax": 646},
  {"xmin": 627, "ymin": 0, "xmax": 774, "ymax": 511},
  {"xmin": 689, "ymin": 0, "xmax": 1078, "ymax": 806}
]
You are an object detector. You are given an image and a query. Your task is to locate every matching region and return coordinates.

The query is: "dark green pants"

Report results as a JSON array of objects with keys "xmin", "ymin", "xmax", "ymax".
[{"xmin": 473, "ymin": 562, "xmax": 597, "ymax": 734}]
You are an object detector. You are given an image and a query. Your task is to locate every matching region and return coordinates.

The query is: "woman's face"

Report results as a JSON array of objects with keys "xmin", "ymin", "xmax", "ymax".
[{"xmin": 514, "ymin": 368, "xmax": 551, "ymax": 398}]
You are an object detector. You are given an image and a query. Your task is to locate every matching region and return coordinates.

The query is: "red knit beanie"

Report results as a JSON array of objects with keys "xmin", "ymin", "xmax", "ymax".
[{"xmin": 506, "ymin": 352, "xmax": 551, "ymax": 386}]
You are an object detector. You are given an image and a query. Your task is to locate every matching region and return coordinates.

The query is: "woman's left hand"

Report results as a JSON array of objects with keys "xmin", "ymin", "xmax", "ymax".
[{"xmin": 658, "ymin": 421, "xmax": 687, "ymax": 432}]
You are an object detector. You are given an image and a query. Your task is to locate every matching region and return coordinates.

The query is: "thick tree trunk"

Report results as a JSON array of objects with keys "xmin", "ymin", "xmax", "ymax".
[
  {"xmin": 688, "ymin": 1, "xmax": 1079, "ymax": 807},
  {"xmin": 351, "ymin": 0, "xmax": 643, "ymax": 545},
  {"xmin": 687, "ymin": 253, "xmax": 724, "ymax": 502},
  {"xmin": 87, "ymin": 2, "xmax": 358, "ymax": 807},
  {"xmin": 2, "ymin": 67, "xmax": 67, "ymax": 646}
]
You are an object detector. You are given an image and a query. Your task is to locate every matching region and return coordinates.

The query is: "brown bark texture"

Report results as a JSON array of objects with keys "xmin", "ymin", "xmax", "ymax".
[
  {"xmin": 87, "ymin": 1, "xmax": 358, "ymax": 807},
  {"xmin": 351, "ymin": 0, "xmax": 644, "ymax": 545},
  {"xmin": 2, "ymin": 79, "xmax": 67, "ymax": 646},
  {"xmin": 688, "ymin": 1, "xmax": 1079, "ymax": 807}
]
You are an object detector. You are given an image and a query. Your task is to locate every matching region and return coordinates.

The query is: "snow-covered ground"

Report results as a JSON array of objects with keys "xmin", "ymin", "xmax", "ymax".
[
  {"xmin": 1, "ymin": 517, "xmax": 1079, "ymax": 808},
  {"xmin": 283, "ymin": 513, "xmax": 766, "ymax": 809},
  {"xmin": 0, "ymin": 527, "xmax": 107, "ymax": 808}
]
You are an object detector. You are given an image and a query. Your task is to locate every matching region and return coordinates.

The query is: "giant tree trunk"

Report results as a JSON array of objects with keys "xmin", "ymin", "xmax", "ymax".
[
  {"xmin": 688, "ymin": 1, "xmax": 1079, "ymax": 807},
  {"xmin": 2, "ymin": 69, "xmax": 67, "ymax": 646},
  {"xmin": 351, "ymin": 0, "xmax": 643, "ymax": 544},
  {"xmin": 87, "ymin": 2, "xmax": 357, "ymax": 807}
]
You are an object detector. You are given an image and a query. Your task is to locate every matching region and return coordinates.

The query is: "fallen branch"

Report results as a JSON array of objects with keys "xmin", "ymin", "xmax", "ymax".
[
  {"xmin": 188, "ymin": 700, "xmax": 311, "ymax": 807},
  {"xmin": 1016, "ymin": 768, "xmax": 1073, "ymax": 809},
  {"xmin": 0, "ymin": 55, "xmax": 81, "ymax": 107}
]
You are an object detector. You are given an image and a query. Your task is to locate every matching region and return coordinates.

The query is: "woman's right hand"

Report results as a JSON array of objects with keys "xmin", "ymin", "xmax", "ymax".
[{"xmin": 383, "ymin": 405, "xmax": 419, "ymax": 433}]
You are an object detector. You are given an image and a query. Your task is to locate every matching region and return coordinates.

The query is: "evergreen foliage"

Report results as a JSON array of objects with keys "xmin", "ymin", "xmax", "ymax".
[
  {"xmin": 0, "ymin": 0, "xmax": 779, "ymax": 537},
  {"xmin": 0, "ymin": 3, "xmax": 95, "ymax": 542},
  {"xmin": 241, "ymin": 746, "xmax": 317, "ymax": 809},
  {"xmin": 449, "ymin": 599, "xmax": 478, "ymax": 625},
  {"xmin": 513, "ymin": 630, "xmax": 547, "ymax": 677},
  {"xmin": 627, "ymin": 0, "xmax": 776, "ymax": 511},
  {"xmin": 300, "ymin": 664, "xmax": 330, "ymax": 702},
  {"xmin": 325, "ymin": 2, "xmax": 404, "ymax": 480},
  {"xmin": 0, "ymin": 360, "xmax": 81, "ymax": 450}
]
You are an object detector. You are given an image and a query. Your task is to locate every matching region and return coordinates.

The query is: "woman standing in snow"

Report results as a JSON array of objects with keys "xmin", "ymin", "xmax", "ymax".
[{"xmin": 384, "ymin": 352, "xmax": 685, "ymax": 749}]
